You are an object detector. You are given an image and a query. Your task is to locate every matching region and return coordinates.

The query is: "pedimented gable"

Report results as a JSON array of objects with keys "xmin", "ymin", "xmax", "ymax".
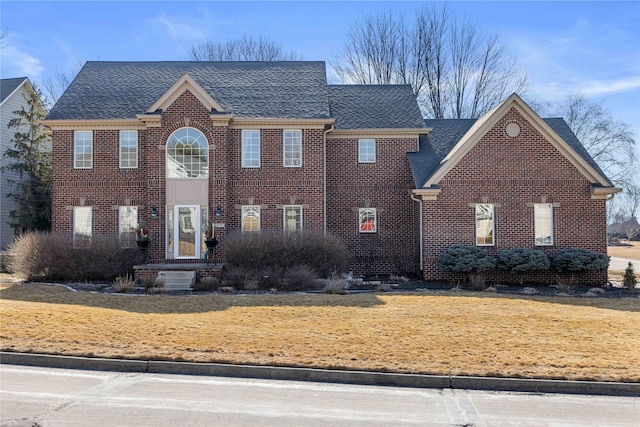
[
  {"xmin": 422, "ymin": 94, "xmax": 619, "ymax": 196},
  {"xmin": 146, "ymin": 73, "xmax": 225, "ymax": 114}
]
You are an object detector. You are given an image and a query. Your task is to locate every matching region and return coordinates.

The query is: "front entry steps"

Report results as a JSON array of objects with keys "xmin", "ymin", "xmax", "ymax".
[{"xmin": 157, "ymin": 270, "xmax": 196, "ymax": 291}]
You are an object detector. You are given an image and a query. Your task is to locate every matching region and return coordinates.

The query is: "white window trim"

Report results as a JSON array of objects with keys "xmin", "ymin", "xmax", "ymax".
[
  {"xmin": 119, "ymin": 130, "xmax": 138, "ymax": 169},
  {"xmin": 359, "ymin": 207, "xmax": 377, "ymax": 233},
  {"xmin": 534, "ymin": 203, "xmax": 554, "ymax": 246},
  {"xmin": 241, "ymin": 130, "xmax": 261, "ymax": 168},
  {"xmin": 475, "ymin": 204, "xmax": 495, "ymax": 246},
  {"xmin": 241, "ymin": 205, "xmax": 261, "ymax": 232},
  {"xmin": 283, "ymin": 205, "xmax": 303, "ymax": 233},
  {"xmin": 74, "ymin": 130, "xmax": 93, "ymax": 169},
  {"xmin": 358, "ymin": 138, "xmax": 376, "ymax": 163},
  {"xmin": 166, "ymin": 127, "xmax": 209, "ymax": 179},
  {"xmin": 283, "ymin": 129, "xmax": 302, "ymax": 168}
]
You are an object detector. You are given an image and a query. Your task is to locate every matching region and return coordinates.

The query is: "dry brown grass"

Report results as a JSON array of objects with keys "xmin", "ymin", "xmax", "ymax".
[
  {"xmin": 608, "ymin": 241, "xmax": 640, "ymax": 260},
  {"xmin": 1, "ymin": 282, "xmax": 639, "ymax": 382}
]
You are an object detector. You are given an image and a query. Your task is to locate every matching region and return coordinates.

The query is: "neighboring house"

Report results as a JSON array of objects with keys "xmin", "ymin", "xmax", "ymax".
[
  {"xmin": 42, "ymin": 61, "xmax": 620, "ymax": 284},
  {"xmin": 0, "ymin": 77, "xmax": 45, "ymax": 250}
]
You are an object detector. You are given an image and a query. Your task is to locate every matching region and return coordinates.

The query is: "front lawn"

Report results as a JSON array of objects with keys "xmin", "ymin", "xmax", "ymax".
[{"xmin": 1, "ymin": 281, "xmax": 639, "ymax": 382}]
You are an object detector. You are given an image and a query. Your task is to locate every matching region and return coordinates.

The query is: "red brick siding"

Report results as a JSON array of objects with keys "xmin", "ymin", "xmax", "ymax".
[
  {"xmin": 326, "ymin": 137, "xmax": 419, "ymax": 275},
  {"xmin": 420, "ymin": 108, "xmax": 608, "ymax": 285}
]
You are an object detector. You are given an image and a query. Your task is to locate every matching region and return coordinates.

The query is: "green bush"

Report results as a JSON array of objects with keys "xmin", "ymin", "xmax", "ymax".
[
  {"xmin": 551, "ymin": 249, "xmax": 609, "ymax": 286},
  {"xmin": 551, "ymin": 249, "xmax": 609, "ymax": 273},
  {"xmin": 623, "ymin": 262, "xmax": 637, "ymax": 290},
  {"xmin": 497, "ymin": 248, "xmax": 550, "ymax": 285},
  {"xmin": 8, "ymin": 231, "xmax": 142, "ymax": 282},
  {"xmin": 438, "ymin": 245, "xmax": 496, "ymax": 274},
  {"xmin": 438, "ymin": 245, "xmax": 496, "ymax": 290},
  {"xmin": 223, "ymin": 231, "xmax": 348, "ymax": 278}
]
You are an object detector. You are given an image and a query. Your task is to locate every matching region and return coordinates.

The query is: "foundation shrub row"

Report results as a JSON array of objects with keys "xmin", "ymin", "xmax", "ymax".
[{"xmin": 438, "ymin": 245, "xmax": 610, "ymax": 290}]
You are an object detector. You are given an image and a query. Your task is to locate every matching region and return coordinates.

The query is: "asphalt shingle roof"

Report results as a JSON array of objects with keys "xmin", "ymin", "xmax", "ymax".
[
  {"xmin": 46, "ymin": 61, "xmax": 332, "ymax": 120},
  {"xmin": 1, "ymin": 77, "xmax": 27, "ymax": 104},
  {"xmin": 327, "ymin": 85, "xmax": 427, "ymax": 130},
  {"xmin": 409, "ymin": 118, "xmax": 613, "ymax": 188}
]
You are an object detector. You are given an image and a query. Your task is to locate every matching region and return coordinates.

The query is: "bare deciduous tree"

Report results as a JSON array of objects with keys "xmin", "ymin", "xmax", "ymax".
[
  {"xmin": 553, "ymin": 93, "xmax": 637, "ymax": 191},
  {"xmin": 333, "ymin": 5, "xmax": 527, "ymax": 119},
  {"xmin": 189, "ymin": 34, "xmax": 299, "ymax": 61},
  {"xmin": 39, "ymin": 61, "xmax": 84, "ymax": 109}
]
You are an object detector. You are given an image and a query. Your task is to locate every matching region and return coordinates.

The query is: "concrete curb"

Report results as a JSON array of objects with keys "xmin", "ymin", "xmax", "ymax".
[{"xmin": 2, "ymin": 352, "xmax": 638, "ymax": 397}]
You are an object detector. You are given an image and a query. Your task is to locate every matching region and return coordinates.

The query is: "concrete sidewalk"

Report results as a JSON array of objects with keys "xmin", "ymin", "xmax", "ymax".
[
  {"xmin": 610, "ymin": 256, "xmax": 640, "ymax": 272},
  {"xmin": 1, "ymin": 352, "xmax": 638, "ymax": 397}
]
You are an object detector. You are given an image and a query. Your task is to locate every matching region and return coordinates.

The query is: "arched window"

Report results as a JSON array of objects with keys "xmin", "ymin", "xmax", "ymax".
[{"xmin": 166, "ymin": 128, "xmax": 208, "ymax": 178}]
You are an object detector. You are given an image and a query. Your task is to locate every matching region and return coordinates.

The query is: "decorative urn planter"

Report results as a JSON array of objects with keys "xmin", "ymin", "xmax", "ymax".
[
  {"xmin": 205, "ymin": 238, "xmax": 218, "ymax": 250},
  {"xmin": 136, "ymin": 238, "xmax": 149, "ymax": 248}
]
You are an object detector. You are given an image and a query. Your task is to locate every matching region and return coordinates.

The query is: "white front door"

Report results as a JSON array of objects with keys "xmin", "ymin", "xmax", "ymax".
[{"xmin": 173, "ymin": 205, "xmax": 201, "ymax": 259}]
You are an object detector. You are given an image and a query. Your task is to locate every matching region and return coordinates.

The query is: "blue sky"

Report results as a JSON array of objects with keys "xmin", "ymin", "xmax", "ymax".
[{"xmin": 2, "ymin": 1, "xmax": 639, "ymax": 156}]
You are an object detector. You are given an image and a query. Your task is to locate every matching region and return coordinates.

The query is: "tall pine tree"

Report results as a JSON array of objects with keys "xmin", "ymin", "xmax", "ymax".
[{"xmin": 1, "ymin": 82, "xmax": 51, "ymax": 232}]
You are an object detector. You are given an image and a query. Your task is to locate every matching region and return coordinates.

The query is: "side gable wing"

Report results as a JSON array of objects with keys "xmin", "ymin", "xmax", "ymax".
[{"xmin": 421, "ymin": 93, "xmax": 620, "ymax": 196}]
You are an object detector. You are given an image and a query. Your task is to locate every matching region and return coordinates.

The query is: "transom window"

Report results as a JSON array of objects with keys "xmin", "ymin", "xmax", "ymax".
[
  {"xmin": 359, "ymin": 208, "xmax": 377, "ymax": 233},
  {"xmin": 119, "ymin": 131, "xmax": 138, "ymax": 169},
  {"xmin": 166, "ymin": 127, "xmax": 208, "ymax": 178},
  {"xmin": 283, "ymin": 205, "xmax": 302, "ymax": 233},
  {"xmin": 242, "ymin": 130, "xmax": 260, "ymax": 168},
  {"xmin": 358, "ymin": 139, "xmax": 376, "ymax": 163},
  {"xmin": 475, "ymin": 204, "xmax": 494, "ymax": 246},
  {"xmin": 242, "ymin": 205, "xmax": 261, "ymax": 232},
  {"xmin": 534, "ymin": 203, "xmax": 553, "ymax": 246},
  {"xmin": 283, "ymin": 130, "xmax": 302, "ymax": 167},
  {"xmin": 74, "ymin": 131, "xmax": 93, "ymax": 169}
]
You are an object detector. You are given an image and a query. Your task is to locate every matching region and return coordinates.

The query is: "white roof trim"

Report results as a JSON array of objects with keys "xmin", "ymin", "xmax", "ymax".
[
  {"xmin": 146, "ymin": 73, "xmax": 225, "ymax": 113},
  {"xmin": 423, "ymin": 93, "xmax": 613, "ymax": 188}
]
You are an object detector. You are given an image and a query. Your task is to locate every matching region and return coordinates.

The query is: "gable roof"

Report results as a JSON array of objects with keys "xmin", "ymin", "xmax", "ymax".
[
  {"xmin": 0, "ymin": 77, "xmax": 28, "ymax": 106},
  {"xmin": 327, "ymin": 85, "xmax": 427, "ymax": 130},
  {"xmin": 409, "ymin": 94, "xmax": 616, "ymax": 190},
  {"xmin": 46, "ymin": 61, "xmax": 332, "ymax": 120}
]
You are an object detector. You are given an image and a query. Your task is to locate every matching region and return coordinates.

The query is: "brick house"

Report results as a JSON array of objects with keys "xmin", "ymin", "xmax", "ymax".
[{"xmin": 42, "ymin": 61, "xmax": 619, "ymax": 284}]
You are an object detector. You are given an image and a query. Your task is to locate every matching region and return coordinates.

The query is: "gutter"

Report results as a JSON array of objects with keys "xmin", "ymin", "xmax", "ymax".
[{"xmin": 410, "ymin": 192, "xmax": 423, "ymax": 271}]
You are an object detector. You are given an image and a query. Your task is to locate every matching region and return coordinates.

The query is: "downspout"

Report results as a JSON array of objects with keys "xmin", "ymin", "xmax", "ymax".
[
  {"xmin": 323, "ymin": 124, "xmax": 334, "ymax": 236},
  {"xmin": 410, "ymin": 191, "xmax": 424, "ymax": 271}
]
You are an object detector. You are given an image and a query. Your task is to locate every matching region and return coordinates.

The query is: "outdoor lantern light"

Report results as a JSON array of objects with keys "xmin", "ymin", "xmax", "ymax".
[
  {"xmin": 215, "ymin": 206, "xmax": 223, "ymax": 218},
  {"xmin": 150, "ymin": 207, "xmax": 158, "ymax": 220}
]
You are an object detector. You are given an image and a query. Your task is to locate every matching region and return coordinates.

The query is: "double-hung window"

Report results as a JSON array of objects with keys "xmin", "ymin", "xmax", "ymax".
[
  {"xmin": 359, "ymin": 208, "xmax": 377, "ymax": 233},
  {"xmin": 241, "ymin": 130, "xmax": 260, "ymax": 168},
  {"xmin": 283, "ymin": 130, "xmax": 302, "ymax": 167},
  {"xmin": 73, "ymin": 206, "xmax": 92, "ymax": 248},
  {"xmin": 74, "ymin": 131, "xmax": 93, "ymax": 169},
  {"xmin": 119, "ymin": 131, "xmax": 138, "ymax": 169},
  {"xmin": 475, "ymin": 204, "xmax": 494, "ymax": 246},
  {"xmin": 534, "ymin": 203, "xmax": 553, "ymax": 246},
  {"xmin": 358, "ymin": 139, "xmax": 376, "ymax": 163},
  {"xmin": 241, "ymin": 205, "xmax": 260, "ymax": 232},
  {"xmin": 283, "ymin": 205, "xmax": 302, "ymax": 233},
  {"xmin": 119, "ymin": 206, "xmax": 138, "ymax": 247}
]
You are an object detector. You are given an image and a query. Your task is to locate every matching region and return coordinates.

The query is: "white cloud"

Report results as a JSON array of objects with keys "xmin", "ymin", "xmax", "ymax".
[
  {"xmin": 581, "ymin": 77, "xmax": 640, "ymax": 96},
  {"xmin": 1, "ymin": 34, "xmax": 44, "ymax": 78},
  {"xmin": 152, "ymin": 12, "xmax": 210, "ymax": 42}
]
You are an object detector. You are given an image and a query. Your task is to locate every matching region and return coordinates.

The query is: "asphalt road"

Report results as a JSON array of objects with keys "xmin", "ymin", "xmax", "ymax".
[{"xmin": 1, "ymin": 364, "xmax": 639, "ymax": 427}]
